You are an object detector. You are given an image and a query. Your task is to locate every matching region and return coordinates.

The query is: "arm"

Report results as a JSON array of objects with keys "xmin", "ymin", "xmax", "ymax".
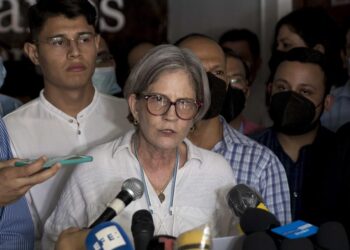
[
  {"xmin": 0, "ymin": 157, "xmax": 60, "ymax": 206},
  {"xmin": 259, "ymin": 153, "xmax": 291, "ymax": 225}
]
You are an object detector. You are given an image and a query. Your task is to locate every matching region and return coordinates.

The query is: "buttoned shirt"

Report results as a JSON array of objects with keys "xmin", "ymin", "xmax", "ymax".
[
  {"xmin": 0, "ymin": 118, "xmax": 34, "ymax": 250},
  {"xmin": 42, "ymin": 129, "xmax": 237, "ymax": 249},
  {"xmin": 3, "ymin": 89, "xmax": 132, "ymax": 242},
  {"xmin": 252, "ymin": 126, "xmax": 338, "ymax": 225},
  {"xmin": 213, "ymin": 117, "xmax": 291, "ymax": 224}
]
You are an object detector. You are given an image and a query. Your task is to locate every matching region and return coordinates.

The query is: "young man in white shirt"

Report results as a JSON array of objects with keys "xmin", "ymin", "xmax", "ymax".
[{"xmin": 3, "ymin": 0, "xmax": 132, "ymax": 244}]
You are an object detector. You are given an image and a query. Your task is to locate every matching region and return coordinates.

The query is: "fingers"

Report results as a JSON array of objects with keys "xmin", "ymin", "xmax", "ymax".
[
  {"xmin": 0, "ymin": 159, "xmax": 17, "ymax": 169},
  {"xmin": 15, "ymin": 157, "xmax": 48, "ymax": 177},
  {"xmin": 20, "ymin": 163, "xmax": 61, "ymax": 186}
]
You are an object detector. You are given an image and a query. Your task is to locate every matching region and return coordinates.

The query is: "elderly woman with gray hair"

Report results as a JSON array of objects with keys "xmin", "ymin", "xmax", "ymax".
[{"xmin": 43, "ymin": 44, "xmax": 237, "ymax": 248}]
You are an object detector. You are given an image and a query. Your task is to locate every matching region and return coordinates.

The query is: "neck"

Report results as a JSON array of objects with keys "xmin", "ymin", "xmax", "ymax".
[
  {"xmin": 229, "ymin": 114, "xmax": 243, "ymax": 131},
  {"xmin": 187, "ymin": 116, "xmax": 223, "ymax": 150},
  {"xmin": 43, "ymin": 84, "xmax": 95, "ymax": 117},
  {"xmin": 277, "ymin": 126, "xmax": 319, "ymax": 162}
]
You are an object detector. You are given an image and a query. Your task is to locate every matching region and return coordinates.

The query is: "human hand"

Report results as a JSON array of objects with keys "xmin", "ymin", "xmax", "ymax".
[
  {"xmin": 0, "ymin": 157, "xmax": 60, "ymax": 206},
  {"xmin": 55, "ymin": 227, "xmax": 90, "ymax": 250}
]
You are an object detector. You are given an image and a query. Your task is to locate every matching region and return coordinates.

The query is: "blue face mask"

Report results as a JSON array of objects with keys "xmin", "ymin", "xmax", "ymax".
[
  {"xmin": 0, "ymin": 58, "xmax": 7, "ymax": 89},
  {"xmin": 92, "ymin": 66, "xmax": 121, "ymax": 95}
]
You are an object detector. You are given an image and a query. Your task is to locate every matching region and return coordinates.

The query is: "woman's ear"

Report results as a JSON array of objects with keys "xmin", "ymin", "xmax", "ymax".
[
  {"xmin": 24, "ymin": 42, "xmax": 40, "ymax": 65},
  {"xmin": 128, "ymin": 94, "xmax": 139, "ymax": 121}
]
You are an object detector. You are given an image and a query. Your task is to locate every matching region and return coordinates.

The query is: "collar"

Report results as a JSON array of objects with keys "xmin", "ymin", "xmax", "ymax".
[
  {"xmin": 111, "ymin": 129, "xmax": 204, "ymax": 167},
  {"xmin": 39, "ymin": 89, "xmax": 100, "ymax": 121}
]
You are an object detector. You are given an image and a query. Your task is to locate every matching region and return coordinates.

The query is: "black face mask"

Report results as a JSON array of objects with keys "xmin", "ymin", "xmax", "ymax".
[
  {"xmin": 269, "ymin": 91, "xmax": 321, "ymax": 135},
  {"xmin": 221, "ymin": 87, "xmax": 246, "ymax": 122},
  {"xmin": 203, "ymin": 72, "xmax": 227, "ymax": 120}
]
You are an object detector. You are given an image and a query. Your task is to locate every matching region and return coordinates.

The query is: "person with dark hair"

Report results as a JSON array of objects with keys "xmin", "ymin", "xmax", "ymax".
[
  {"xmin": 219, "ymin": 28, "xmax": 272, "ymax": 130},
  {"xmin": 219, "ymin": 28, "xmax": 261, "ymax": 82},
  {"xmin": 3, "ymin": 0, "xmax": 131, "ymax": 244},
  {"xmin": 221, "ymin": 47, "xmax": 264, "ymax": 135},
  {"xmin": 321, "ymin": 20, "xmax": 350, "ymax": 131},
  {"xmin": 273, "ymin": 7, "xmax": 346, "ymax": 88},
  {"xmin": 177, "ymin": 34, "xmax": 291, "ymax": 225},
  {"xmin": 251, "ymin": 47, "xmax": 339, "ymax": 225}
]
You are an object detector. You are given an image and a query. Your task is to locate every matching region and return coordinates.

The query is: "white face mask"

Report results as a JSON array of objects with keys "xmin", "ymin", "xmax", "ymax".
[
  {"xmin": 92, "ymin": 66, "xmax": 121, "ymax": 95},
  {"xmin": 0, "ymin": 58, "xmax": 7, "ymax": 89}
]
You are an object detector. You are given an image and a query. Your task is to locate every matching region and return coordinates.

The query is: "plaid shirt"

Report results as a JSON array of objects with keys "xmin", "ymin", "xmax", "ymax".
[
  {"xmin": 212, "ymin": 117, "xmax": 291, "ymax": 224},
  {"xmin": 0, "ymin": 118, "xmax": 34, "ymax": 250}
]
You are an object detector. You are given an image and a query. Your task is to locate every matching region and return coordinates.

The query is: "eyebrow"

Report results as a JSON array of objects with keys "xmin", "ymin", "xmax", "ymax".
[{"xmin": 47, "ymin": 31, "xmax": 94, "ymax": 39}]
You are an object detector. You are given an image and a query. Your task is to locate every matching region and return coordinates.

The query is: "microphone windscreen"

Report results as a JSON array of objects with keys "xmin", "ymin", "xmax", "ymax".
[
  {"xmin": 280, "ymin": 238, "xmax": 314, "ymax": 250},
  {"xmin": 86, "ymin": 221, "xmax": 133, "ymax": 250},
  {"xmin": 242, "ymin": 232, "xmax": 277, "ymax": 250},
  {"xmin": 132, "ymin": 209, "xmax": 154, "ymax": 250},
  {"xmin": 226, "ymin": 184, "xmax": 264, "ymax": 217},
  {"xmin": 240, "ymin": 208, "xmax": 280, "ymax": 235},
  {"xmin": 147, "ymin": 235, "xmax": 176, "ymax": 250},
  {"xmin": 316, "ymin": 221, "xmax": 349, "ymax": 250},
  {"xmin": 122, "ymin": 177, "xmax": 144, "ymax": 200}
]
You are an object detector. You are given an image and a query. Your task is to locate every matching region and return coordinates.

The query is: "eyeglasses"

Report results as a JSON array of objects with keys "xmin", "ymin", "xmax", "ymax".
[
  {"xmin": 35, "ymin": 33, "xmax": 96, "ymax": 51},
  {"xmin": 138, "ymin": 93, "xmax": 202, "ymax": 120},
  {"xmin": 228, "ymin": 76, "xmax": 247, "ymax": 87}
]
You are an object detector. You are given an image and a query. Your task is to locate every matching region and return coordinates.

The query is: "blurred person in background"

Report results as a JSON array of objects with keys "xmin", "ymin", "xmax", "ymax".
[
  {"xmin": 221, "ymin": 47, "xmax": 264, "ymax": 135},
  {"xmin": 92, "ymin": 36, "xmax": 122, "ymax": 96}
]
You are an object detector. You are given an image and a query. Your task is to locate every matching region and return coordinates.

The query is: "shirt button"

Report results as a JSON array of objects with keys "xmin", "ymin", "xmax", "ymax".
[
  {"xmin": 293, "ymin": 192, "xmax": 298, "ymax": 198},
  {"xmin": 78, "ymin": 130, "xmax": 81, "ymax": 135},
  {"xmin": 69, "ymin": 119, "xmax": 74, "ymax": 123}
]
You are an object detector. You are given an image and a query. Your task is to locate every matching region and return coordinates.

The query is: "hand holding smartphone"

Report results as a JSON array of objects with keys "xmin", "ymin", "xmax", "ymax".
[{"xmin": 15, "ymin": 155, "xmax": 93, "ymax": 168}]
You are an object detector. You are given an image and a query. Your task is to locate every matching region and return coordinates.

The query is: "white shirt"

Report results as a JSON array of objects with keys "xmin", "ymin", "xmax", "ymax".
[
  {"xmin": 42, "ymin": 130, "xmax": 237, "ymax": 249},
  {"xmin": 3, "ymin": 89, "xmax": 132, "ymax": 241}
]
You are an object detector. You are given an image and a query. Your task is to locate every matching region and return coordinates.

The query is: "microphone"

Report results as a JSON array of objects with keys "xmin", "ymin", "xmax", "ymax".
[
  {"xmin": 280, "ymin": 238, "xmax": 314, "ymax": 250},
  {"xmin": 242, "ymin": 232, "xmax": 277, "ymax": 250},
  {"xmin": 147, "ymin": 235, "xmax": 176, "ymax": 250},
  {"xmin": 226, "ymin": 184, "xmax": 268, "ymax": 217},
  {"xmin": 131, "ymin": 209, "xmax": 154, "ymax": 250},
  {"xmin": 315, "ymin": 221, "xmax": 349, "ymax": 250},
  {"xmin": 90, "ymin": 178, "xmax": 144, "ymax": 228},
  {"xmin": 240, "ymin": 208, "xmax": 281, "ymax": 235},
  {"xmin": 85, "ymin": 221, "xmax": 134, "ymax": 250}
]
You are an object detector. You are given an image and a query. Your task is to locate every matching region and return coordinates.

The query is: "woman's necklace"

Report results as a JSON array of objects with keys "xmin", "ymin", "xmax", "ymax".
[{"xmin": 133, "ymin": 137, "xmax": 179, "ymax": 215}]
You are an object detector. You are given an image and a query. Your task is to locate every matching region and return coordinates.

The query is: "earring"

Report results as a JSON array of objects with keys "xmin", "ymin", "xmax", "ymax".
[{"xmin": 133, "ymin": 119, "xmax": 139, "ymax": 126}]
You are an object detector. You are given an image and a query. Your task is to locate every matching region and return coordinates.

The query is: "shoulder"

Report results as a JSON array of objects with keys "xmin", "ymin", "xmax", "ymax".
[
  {"xmin": 185, "ymin": 138, "xmax": 233, "ymax": 176},
  {"xmin": 3, "ymin": 98, "xmax": 39, "ymax": 123}
]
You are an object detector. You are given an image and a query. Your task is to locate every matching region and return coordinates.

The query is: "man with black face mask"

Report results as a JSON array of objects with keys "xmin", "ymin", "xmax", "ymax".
[
  {"xmin": 251, "ymin": 47, "xmax": 340, "ymax": 225},
  {"xmin": 176, "ymin": 34, "xmax": 292, "ymax": 225},
  {"xmin": 221, "ymin": 48, "xmax": 264, "ymax": 135}
]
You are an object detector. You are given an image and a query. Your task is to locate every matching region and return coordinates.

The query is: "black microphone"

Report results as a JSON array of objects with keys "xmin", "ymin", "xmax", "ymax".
[
  {"xmin": 242, "ymin": 232, "xmax": 277, "ymax": 250},
  {"xmin": 240, "ymin": 208, "xmax": 281, "ymax": 235},
  {"xmin": 316, "ymin": 221, "xmax": 349, "ymax": 250},
  {"xmin": 226, "ymin": 184, "xmax": 268, "ymax": 217},
  {"xmin": 280, "ymin": 238, "xmax": 315, "ymax": 250},
  {"xmin": 89, "ymin": 178, "xmax": 144, "ymax": 228},
  {"xmin": 131, "ymin": 209, "xmax": 154, "ymax": 250}
]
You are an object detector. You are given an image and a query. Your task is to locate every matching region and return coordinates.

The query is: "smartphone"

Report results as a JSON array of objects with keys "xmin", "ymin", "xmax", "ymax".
[{"xmin": 15, "ymin": 155, "xmax": 93, "ymax": 168}]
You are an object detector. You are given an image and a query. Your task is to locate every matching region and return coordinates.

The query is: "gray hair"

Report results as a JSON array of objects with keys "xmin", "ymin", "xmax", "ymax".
[{"xmin": 124, "ymin": 44, "xmax": 210, "ymax": 123}]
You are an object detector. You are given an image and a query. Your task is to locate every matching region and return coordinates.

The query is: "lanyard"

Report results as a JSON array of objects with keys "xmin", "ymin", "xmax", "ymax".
[{"xmin": 133, "ymin": 139, "xmax": 179, "ymax": 216}]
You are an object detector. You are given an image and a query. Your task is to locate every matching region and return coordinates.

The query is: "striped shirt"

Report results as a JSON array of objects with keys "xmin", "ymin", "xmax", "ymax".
[
  {"xmin": 0, "ymin": 118, "xmax": 34, "ymax": 249},
  {"xmin": 212, "ymin": 117, "xmax": 292, "ymax": 224}
]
